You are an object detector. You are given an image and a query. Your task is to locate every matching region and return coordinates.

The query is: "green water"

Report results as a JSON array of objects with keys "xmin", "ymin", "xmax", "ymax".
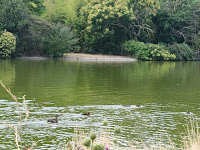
[{"xmin": 0, "ymin": 59, "xmax": 200, "ymax": 149}]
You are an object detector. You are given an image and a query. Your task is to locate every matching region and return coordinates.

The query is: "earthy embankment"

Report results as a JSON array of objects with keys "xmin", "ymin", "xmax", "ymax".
[
  {"xmin": 18, "ymin": 53, "xmax": 137, "ymax": 62},
  {"xmin": 62, "ymin": 53, "xmax": 136, "ymax": 62}
]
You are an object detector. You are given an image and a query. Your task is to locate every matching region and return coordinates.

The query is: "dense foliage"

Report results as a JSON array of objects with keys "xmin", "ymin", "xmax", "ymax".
[
  {"xmin": 0, "ymin": 0, "xmax": 199, "ymax": 60},
  {"xmin": 43, "ymin": 23, "xmax": 78, "ymax": 57},
  {"xmin": 0, "ymin": 0, "xmax": 29, "ymax": 34},
  {"xmin": 153, "ymin": 0, "xmax": 200, "ymax": 48},
  {"xmin": 0, "ymin": 30, "xmax": 16, "ymax": 58},
  {"xmin": 23, "ymin": 0, "xmax": 45, "ymax": 15},
  {"xmin": 74, "ymin": 0, "xmax": 159, "ymax": 54},
  {"xmin": 18, "ymin": 16, "xmax": 52, "ymax": 56},
  {"xmin": 0, "ymin": 0, "xmax": 77, "ymax": 57},
  {"xmin": 168, "ymin": 43, "xmax": 195, "ymax": 61},
  {"xmin": 124, "ymin": 40, "xmax": 176, "ymax": 60},
  {"xmin": 41, "ymin": 0, "xmax": 86, "ymax": 25}
]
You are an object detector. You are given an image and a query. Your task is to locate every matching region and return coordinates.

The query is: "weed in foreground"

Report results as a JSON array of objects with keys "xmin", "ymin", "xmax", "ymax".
[{"xmin": 0, "ymin": 81, "xmax": 36, "ymax": 150}]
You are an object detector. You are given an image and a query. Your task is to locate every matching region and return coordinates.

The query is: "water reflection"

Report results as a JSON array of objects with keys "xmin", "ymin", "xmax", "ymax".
[
  {"xmin": 0, "ymin": 60, "xmax": 200, "ymax": 148},
  {"xmin": 0, "ymin": 60, "xmax": 198, "ymax": 105},
  {"xmin": 0, "ymin": 60, "xmax": 16, "ymax": 84}
]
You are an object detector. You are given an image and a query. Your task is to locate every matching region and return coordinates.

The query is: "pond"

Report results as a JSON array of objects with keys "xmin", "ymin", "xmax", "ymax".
[{"xmin": 0, "ymin": 59, "xmax": 200, "ymax": 149}]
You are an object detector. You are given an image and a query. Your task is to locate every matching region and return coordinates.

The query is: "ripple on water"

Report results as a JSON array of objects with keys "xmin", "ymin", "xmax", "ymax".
[{"xmin": 0, "ymin": 100, "xmax": 197, "ymax": 149}]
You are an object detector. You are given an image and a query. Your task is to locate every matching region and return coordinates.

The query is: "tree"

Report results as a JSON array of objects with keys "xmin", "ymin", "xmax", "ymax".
[
  {"xmin": 22, "ymin": 0, "xmax": 45, "ymax": 16},
  {"xmin": 0, "ymin": 0, "xmax": 29, "ymax": 34},
  {"xmin": 153, "ymin": 0, "xmax": 200, "ymax": 50},
  {"xmin": 76, "ymin": 0, "xmax": 159, "ymax": 54},
  {"xmin": 18, "ymin": 16, "xmax": 52, "ymax": 55},
  {"xmin": 43, "ymin": 23, "xmax": 78, "ymax": 57},
  {"xmin": 41, "ymin": 0, "xmax": 87, "ymax": 25}
]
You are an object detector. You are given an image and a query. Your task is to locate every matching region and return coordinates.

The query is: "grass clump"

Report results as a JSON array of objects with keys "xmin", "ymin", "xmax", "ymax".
[{"xmin": 181, "ymin": 120, "xmax": 200, "ymax": 150}]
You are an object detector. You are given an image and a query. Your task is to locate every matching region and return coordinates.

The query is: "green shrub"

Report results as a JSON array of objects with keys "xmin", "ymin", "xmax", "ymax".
[
  {"xmin": 0, "ymin": 30, "xmax": 16, "ymax": 58},
  {"xmin": 148, "ymin": 43, "xmax": 176, "ymax": 61},
  {"xmin": 123, "ymin": 40, "xmax": 150, "ymax": 60},
  {"xmin": 92, "ymin": 143, "xmax": 105, "ymax": 150},
  {"xmin": 123, "ymin": 40, "xmax": 148, "ymax": 54},
  {"xmin": 168, "ymin": 43, "xmax": 195, "ymax": 61},
  {"xmin": 136, "ymin": 48, "xmax": 152, "ymax": 60},
  {"xmin": 43, "ymin": 23, "xmax": 78, "ymax": 57},
  {"xmin": 124, "ymin": 40, "xmax": 176, "ymax": 61}
]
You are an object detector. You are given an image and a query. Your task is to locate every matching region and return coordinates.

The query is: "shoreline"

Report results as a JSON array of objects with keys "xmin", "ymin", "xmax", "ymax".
[
  {"xmin": 62, "ymin": 53, "xmax": 136, "ymax": 62},
  {"xmin": 17, "ymin": 53, "xmax": 137, "ymax": 62}
]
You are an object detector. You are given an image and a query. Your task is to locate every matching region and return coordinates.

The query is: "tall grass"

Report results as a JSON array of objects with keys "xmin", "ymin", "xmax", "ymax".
[
  {"xmin": 63, "ymin": 123, "xmax": 200, "ymax": 150},
  {"xmin": 182, "ymin": 120, "xmax": 200, "ymax": 150}
]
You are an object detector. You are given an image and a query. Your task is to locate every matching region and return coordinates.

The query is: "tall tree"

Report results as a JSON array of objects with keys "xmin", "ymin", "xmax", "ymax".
[
  {"xmin": 76, "ymin": 0, "xmax": 159, "ymax": 54},
  {"xmin": 23, "ymin": 0, "xmax": 45, "ymax": 15},
  {"xmin": 41, "ymin": 0, "xmax": 87, "ymax": 25},
  {"xmin": 153, "ymin": 0, "xmax": 200, "ymax": 50},
  {"xmin": 0, "ymin": 0, "xmax": 29, "ymax": 34}
]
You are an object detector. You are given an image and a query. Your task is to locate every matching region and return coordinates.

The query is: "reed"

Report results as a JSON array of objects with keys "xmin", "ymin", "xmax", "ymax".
[
  {"xmin": 182, "ymin": 120, "xmax": 200, "ymax": 150},
  {"xmin": 0, "ymin": 80, "xmax": 22, "ymax": 123},
  {"xmin": 0, "ymin": 81, "xmax": 36, "ymax": 150},
  {"xmin": 63, "ymin": 120, "xmax": 200, "ymax": 150}
]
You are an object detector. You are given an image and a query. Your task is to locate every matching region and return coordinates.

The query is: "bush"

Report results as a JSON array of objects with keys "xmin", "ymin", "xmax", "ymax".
[
  {"xmin": 123, "ymin": 40, "xmax": 148, "ymax": 56},
  {"xmin": 168, "ymin": 43, "xmax": 195, "ymax": 61},
  {"xmin": 42, "ymin": 23, "xmax": 78, "ymax": 57},
  {"xmin": 124, "ymin": 40, "xmax": 176, "ymax": 61},
  {"xmin": 148, "ymin": 43, "xmax": 176, "ymax": 61},
  {"xmin": 0, "ymin": 30, "xmax": 16, "ymax": 58}
]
